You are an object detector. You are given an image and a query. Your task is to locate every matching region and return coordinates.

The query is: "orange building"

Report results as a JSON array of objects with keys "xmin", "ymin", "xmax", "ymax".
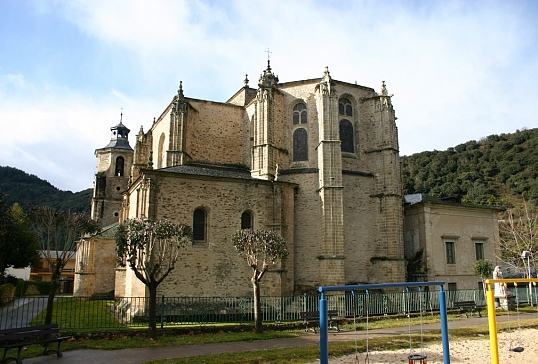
[{"xmin": 30, "ymin": 251, "xmax": 76, "ymax": 293}]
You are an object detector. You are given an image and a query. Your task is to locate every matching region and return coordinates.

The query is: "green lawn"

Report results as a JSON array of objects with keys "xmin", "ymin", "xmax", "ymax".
[
  {"xmin": 30, "ymin": 297, "xmax": 126, "ymax": 330},
  {"xmin": 18, "ymin": 299, "xmax": 538, "ymax": 364}
]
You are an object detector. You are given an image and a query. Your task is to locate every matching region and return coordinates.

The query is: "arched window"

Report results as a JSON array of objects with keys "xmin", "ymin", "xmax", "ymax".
[
  {"xmin": 340, "ymin": 119, "xmax": 354, "ymax": 153},
  {"xmin": 193, "ymin": 208, "xmax": 207, "ymax": 242},
  {"xmin": 339, "ymin": 98, "xmax": 353, "ymax": 116},
  {"xmin": 241, "ymin": 211, "xmax": 253, "ymax": 230},
  {"xmin": 293, "ymin": 103, "xmax": 307, "ymax": 125},
  {"xmin": 293, "ymin": 128, "xmax": 308, "ymax": 161},
  {"xmin": 115, "ymin": 156, "xmax": 125, "ymax": 176}
]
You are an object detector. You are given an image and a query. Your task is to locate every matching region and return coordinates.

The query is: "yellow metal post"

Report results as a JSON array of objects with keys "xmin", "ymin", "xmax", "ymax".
[
  {"xmin": 485, "ymin": 278, "xmax": 538, "ymax": 364},
  {"xmin": 485, "ymin": 280, "xmax": 499, "ymax": 364}
]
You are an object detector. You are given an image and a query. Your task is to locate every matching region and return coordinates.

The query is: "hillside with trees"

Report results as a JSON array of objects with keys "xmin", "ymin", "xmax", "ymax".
[
  {"xmin": 401, "ymin": 127, "xmax": 538, "ymax": 207},
  {"xmin": 0, "ymin": 166, "xmax": 92, "ymax": 213},
  {"xmin": 2, "ymin": 127, "xmax": 538, "ymax": 215}
]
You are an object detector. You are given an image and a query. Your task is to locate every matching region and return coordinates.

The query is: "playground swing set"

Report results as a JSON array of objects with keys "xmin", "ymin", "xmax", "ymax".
[
  {"xmin": 317, "ymin": 278, "xmax": 538, "ymax": 364},
  {"xmin": 484, "ymin": 278, "xmax": 538, "ymax": 364},
  {"xmin": 318, "ymin": 281, "xmax": 449, "ymax": 364}
]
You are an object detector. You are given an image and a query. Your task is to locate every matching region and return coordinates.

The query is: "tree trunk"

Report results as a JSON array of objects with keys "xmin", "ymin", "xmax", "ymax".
[
  {"xmin": 45, "ymin": 277, "xmax": 60, "ymax": 325},
  {"xmin": 252, "ymin": 277, "xmax": 263, "ymax": 333},
  {"xmin": 148, "ymin": 284, "xmax": 158, "ymax": 339}
]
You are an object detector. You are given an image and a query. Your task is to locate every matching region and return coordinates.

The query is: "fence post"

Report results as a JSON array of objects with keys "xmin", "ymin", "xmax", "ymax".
[{"xmin": 161, "ymin": 295, "xmax": 164, "ymax": 329}]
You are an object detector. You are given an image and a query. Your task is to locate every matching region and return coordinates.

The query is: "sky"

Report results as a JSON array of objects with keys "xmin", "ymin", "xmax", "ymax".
[{"xmin": 1, "ymin": 0, "xmax": 537, "ymax": 192}]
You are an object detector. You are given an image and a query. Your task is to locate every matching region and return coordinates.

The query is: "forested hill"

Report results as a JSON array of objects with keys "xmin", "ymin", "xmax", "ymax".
[
  {"xmin": 0, "ymin": 166, "xmax": 92, "ymax": 213},
  {"xmin": 2, "ymin": 127, "xmax": 538, "ymax": 213},
  {"xmin": 401, "ymin": 127, "xmax": 538, "ymax": 207}
]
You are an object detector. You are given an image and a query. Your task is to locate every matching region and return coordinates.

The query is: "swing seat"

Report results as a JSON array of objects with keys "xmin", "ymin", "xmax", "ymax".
[
  {"xmin": 408, "ymin": 353, "xmax": 427, "ymax": 363},
  {"xmin": 510, "ymin": 346, "xmax": 524, "ymax": 352}
]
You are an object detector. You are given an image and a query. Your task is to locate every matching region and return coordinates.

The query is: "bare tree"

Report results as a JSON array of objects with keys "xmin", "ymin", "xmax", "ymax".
[
  {"xmin": 232, "ymin": 229, "xmax": 288, "ymax": 333},
  {"xmin": 498, "ymin": 200, "xmax": 538, "ymax": 275},
  {"xmin": 115, "ymin": 218, "xmax": 192, "ymax": 338},
  {"xmin": 29, "ymin": 206, "xmax": 100, "ymax": 324}
]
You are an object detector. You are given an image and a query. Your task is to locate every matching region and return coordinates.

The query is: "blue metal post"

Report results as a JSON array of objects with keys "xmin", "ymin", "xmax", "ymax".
[
  {"xmin": 439, "ymin": 288, "xmax": 450, "ymax": 364},
  {"xmin": 319, "ymin": 292, "xmax": 328, "ymax": 364}
]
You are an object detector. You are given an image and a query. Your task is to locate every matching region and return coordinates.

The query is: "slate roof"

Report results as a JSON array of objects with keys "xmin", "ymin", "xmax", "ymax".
[
  {"xmin": 158, "ymin": 163, "xmax": 254, "ymax": 180},
  {"xmin": 98, "ymin": 139, "xmax": 133, "ymax": 150}
]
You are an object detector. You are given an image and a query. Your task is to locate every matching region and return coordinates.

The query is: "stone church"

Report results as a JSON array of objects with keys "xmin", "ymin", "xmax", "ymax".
[{"xmin": 75, "ymin": 62, "xmax": 410, "ymax": 298}]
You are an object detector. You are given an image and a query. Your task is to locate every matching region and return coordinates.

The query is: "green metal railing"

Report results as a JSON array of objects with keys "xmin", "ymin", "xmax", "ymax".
[{"xmin": 0, "ymin": 287, "xmax": 535, "ymax": 330}]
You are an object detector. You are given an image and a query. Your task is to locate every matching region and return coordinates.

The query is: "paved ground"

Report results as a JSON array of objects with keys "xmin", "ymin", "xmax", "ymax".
[
  {"xmin": 24, "ymin": 313, "xmax": 537, "ymax": 364},
  {"xmin": 0, "ymin": 297, "xmax": 49, "ymax": 330}
]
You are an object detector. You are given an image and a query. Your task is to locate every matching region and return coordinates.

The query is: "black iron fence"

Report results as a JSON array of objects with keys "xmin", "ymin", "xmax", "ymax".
[{"xmin": 0, "ymin": 287, "xmax": 535, "ymax": 330}]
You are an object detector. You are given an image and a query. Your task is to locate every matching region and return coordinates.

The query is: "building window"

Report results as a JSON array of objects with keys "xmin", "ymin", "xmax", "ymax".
[
  {"xmin": 293, "ymin": 103, "xmax": 307, "ymax": 125},
  {"xmin": 241, "ymin": 211, "xmax": 253, "ymax": 230},
  {"xmin": 193, "ymin": 208, "xmax": 207, "ymax": 242},
  {"xmin": 447, "ymin": 282, "xmax": 457, "ymax": 291},
  {"xmin": 445, "ymin": 242, "xmax": 455, "ymax": 264},
  {"xmin": 475, "ymin": 242, "xmax": 484, "ymax": 260},
  {"xmin": 340, "ymin": 119, "xmax": 354, "ymax": 153},
  {"xmin": 115, "ymin": 156, "xmax": 125, "ymax": 176},
  {"xmin": 293, "ymin": 128, "xmax": 308, "ymax": 161},
  {"xmin": 339, "ymin": 98, "xmax": 352, "ymax": 116}
]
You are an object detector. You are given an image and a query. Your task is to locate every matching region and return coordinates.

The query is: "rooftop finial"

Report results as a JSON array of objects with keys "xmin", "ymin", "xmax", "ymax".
[
  {"xmin": 120, "ymin": 108, "xmax": 123, "ymax": 125},
  {"xmin": 244, "ymin": 74, "xmax": 249, "ymax": 87},
  {"xmin": 265, "ymin": 48, "xmax": 272, "ymax": 70},
  {"xmin": 178, "ymin": 81, "xmax": 184, "ymax": 98},
  {"xmin": 258, "ymin": 51, "xmax": 279, "ymax": 88}
]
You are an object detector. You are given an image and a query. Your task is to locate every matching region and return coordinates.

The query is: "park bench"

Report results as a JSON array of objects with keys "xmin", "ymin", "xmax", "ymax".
[
  {"xmin": 453, "ymin": 300, "xmax": 482, "ymax": 318},
  {"xmin": 0, "ymin": 324, "xmax": 71, "ymax": 364},
  {"xmin": 299, "ymin": 310, "xmax": 342, "ymax": 333}
]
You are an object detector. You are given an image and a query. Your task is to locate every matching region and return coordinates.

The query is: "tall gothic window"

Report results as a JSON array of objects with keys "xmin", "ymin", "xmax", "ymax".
[
  {"xmin": 193, "ymin": 208, "xmax": 207, "ymax": 242},
  {"xmin": 293, "ymin": 128, "xmax": 308, "ymax": 161},
  {"xmin": 241, "ymin": 211, "xmax": 253, "ymax": 230},
  {"xmin": 115, "ymin": 156, "xmax": 125, "ymax": 176},
  {"xmin": 339, "ymin": 98, "xmax": 353, "ymax": 116},
  {"xmin": 293, "ymin": 103, "xmax": 307, "ymax": 124},
  {"xmin": 340, "ymin": 119, "xmax": 354, "ymax": 153}
]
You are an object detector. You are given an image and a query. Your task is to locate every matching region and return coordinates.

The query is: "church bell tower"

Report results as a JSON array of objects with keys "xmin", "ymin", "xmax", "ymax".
[{"xmin": 91, "ymin": 115, "xmax": 134, "ymax": 226}]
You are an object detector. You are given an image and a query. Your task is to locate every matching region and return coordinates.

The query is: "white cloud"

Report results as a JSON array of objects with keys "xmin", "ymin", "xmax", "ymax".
[{"xmin": 2, "ymin": 0, "xmax": 537, "ymax": 190}]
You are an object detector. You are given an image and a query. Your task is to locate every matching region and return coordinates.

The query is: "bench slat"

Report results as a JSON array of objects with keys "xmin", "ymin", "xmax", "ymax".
[{"xmin": 0, "ymin": 324, "xmax": 71, "ymax": 364}]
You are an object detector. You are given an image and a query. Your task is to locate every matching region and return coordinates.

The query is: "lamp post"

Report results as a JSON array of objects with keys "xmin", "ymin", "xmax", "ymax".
[{"xmin": 522, "ymin": 251, "xmax": 532, "ymax": 306}]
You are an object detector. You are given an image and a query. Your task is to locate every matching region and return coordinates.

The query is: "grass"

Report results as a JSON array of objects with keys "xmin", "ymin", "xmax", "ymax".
[
  {"xmin": 145, "ymin": 318, "xmax": 538, "ymax": 364},
  {"xmin": 30, "ymin": 297, "xmax": 126, "ymax": 330},
  {"xmin": 14, "ymin": 330, "xmax": 299, "ymax": 361},
  {"xmin": 16, "ymin": 302, "xmax": 538, "ymax": 363}
]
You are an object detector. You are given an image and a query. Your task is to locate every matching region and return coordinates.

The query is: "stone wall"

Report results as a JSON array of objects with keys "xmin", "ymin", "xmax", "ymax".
[
  {"xmin": 74, "ymin": 236, "xmax": 118, "ymax": 297},
  {"xmin": 121, "ymin": 171, "xmax": 296, "ymax": 298}
]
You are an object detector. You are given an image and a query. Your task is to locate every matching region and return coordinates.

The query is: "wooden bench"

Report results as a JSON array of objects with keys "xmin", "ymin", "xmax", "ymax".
[
  {"xmin": 299, "ymin": 310, "xmax": 342, "ymax": 333},
  {"xmin": 0, "ymin": 324, "xmax": 71, "ymax": 364},
  {"xmin": 453, "ymin": 301, "xmax": 482, "ymax": 318}
]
